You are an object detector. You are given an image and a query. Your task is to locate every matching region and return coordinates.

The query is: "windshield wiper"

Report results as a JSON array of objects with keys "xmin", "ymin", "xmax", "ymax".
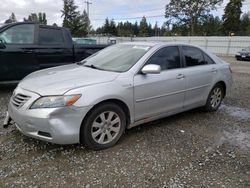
[
  {"xmin": 83, "ymin": 64, "xmax": 104, "ymax": 70},
  {"xmin": 76, "ymin": 61, "xmax": 86, "ymax": 65},
  {"xmin": 77, "ymin": 62, "xmax": 109, "ymax": 71}
]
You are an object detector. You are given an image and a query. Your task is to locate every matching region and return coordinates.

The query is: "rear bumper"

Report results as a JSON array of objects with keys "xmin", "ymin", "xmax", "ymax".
[
  {"xmin": 8, "ymin": 87, "xmax": 92, "ymax": 145},
  {"xmin": 235, "ymin": 55, "xmax": 250, "ymax": 61}
]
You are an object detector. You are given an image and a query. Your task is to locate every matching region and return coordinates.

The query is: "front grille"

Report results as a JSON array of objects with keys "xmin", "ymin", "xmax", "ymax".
[{"xmin": 11, "ymin": 93, "xmax": 31, "ymax": 108}]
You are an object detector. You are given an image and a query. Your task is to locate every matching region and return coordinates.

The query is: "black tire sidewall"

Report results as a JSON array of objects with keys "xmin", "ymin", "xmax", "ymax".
[{"xmin": 81, "ymin": 103, "xmax": 126, "ymax": 150}]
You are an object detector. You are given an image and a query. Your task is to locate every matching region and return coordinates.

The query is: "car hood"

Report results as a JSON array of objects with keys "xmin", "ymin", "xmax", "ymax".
[{"xmin": 19, "ymin": 64, "xmax": 120, "ymax": 96}]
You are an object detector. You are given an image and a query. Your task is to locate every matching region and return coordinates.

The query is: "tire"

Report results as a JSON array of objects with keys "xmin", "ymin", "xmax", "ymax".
[
  {"xmin": 80, "ymin": 103, "xmax": 126, "ymax": 150},
  {"xmin": 204, "ymin": 84, "xmax": 224, "ymax": 112}
]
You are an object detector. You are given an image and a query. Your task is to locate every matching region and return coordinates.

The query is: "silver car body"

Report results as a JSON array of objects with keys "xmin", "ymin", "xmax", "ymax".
[{"xmin": 7, "ymin": 42, "xmax": 233, "ymax": 144}]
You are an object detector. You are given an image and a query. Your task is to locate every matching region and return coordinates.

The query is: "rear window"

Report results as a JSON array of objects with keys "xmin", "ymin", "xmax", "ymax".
[
  {"xmin": 204, "ymin": 53, "xmax": 215, "ymax": 64},
  {"xmin": 39, "ymin": 27, "xmax": 64, "ymax": 45}
]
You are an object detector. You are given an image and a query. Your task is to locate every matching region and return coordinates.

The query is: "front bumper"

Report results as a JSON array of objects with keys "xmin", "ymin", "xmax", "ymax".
[{"xmin": 8, "ymin": 87, "xmax": 92, "ymax": 145}]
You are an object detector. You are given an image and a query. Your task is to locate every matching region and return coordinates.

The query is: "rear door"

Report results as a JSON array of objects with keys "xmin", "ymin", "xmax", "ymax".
[
  {"xmin": 134, "ymin": 46, "xmax": 186, "ymax": 121},
  {"xmin": 181, "ymin": 46, "xmax": 217, "ymax": 108},
  {"xmin": 0, "ymin": 23, "xmax": 39, "ymax": 82},
  {"xmin": 37, "ymin": 26, "xmax": 74, "ymax": 69}
]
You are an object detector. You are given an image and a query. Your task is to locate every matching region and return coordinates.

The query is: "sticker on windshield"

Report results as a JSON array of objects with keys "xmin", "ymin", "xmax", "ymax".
[{"xmin": 132, "ymin": 46, "xmax": 150, "ymax": 51}]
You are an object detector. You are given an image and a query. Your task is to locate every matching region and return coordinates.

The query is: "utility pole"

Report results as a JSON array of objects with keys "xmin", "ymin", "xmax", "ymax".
[{"xmin": 84, "ymin": 0, "xmax": 92, "ymax": 35}]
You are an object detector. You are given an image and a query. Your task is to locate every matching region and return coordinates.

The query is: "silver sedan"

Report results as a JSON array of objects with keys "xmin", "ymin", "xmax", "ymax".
[{"xmin": 4, "ymin": 42, "xmax": 233, "ymax": 150}]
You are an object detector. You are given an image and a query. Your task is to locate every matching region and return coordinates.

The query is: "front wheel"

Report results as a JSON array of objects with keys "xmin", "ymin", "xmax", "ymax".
[
  {"xmin": 80, "ymin": 103, "xmax": 126, "ymax": 150},
  {"xmin": 204, "ymin": 84, "xmax": 224, "ymax": 112}
]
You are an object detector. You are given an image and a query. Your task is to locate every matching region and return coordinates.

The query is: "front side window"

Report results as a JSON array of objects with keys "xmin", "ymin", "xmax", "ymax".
[
  {"xmin": 145, "ymin": 46, "xmax": 181, "ymax": 70},
  {"xmin": 182, "ymin": 46, "xmax": 206, "ymax": 67},
  {"xmin": 39, "ymin": 27, "xmax": 64, "ymax": 45},
  {"xmin": 82, "ymin": 44, "xmax": 151, "ymax": 72},
  {"xmin": 0, "ymin": 24, "xmax": 35, "ymax": 44}
]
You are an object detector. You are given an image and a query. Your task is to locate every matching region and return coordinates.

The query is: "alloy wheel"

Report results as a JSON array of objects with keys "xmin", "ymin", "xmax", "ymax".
[
  {"xmin": 91, "ymin": 111, "xmax": 121, "ymax": 144},
  {"xmin": 210, "ymin": 87, "xmax": 222, "ymax": 108}
]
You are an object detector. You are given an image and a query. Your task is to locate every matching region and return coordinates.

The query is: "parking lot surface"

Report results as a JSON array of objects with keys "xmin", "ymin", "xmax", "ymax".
[{"xmin": 0, "ymin": 57, "xmax": 250, "ymax": 187}]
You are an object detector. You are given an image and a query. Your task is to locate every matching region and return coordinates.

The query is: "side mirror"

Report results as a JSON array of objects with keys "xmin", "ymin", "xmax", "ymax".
[
  {"xmin": 141, "ymin": 64, "xmax": 161, "ymax": 74},
  {"xmin": 0, "ymin": 42, "xmax": 6, "ymax": 49}
]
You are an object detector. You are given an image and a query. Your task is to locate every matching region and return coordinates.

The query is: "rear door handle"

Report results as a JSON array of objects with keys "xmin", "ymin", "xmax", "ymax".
[
  {"xmin": 22, "ymin": 49, "xmax": 35, "ymax": 53},
  {"xmin": 211, "ymin": 68, "xmax": 217, "ymax": 73},
  {"xmin": 176, "ymin": 74, "xmax": 185, "ymax": 79}
]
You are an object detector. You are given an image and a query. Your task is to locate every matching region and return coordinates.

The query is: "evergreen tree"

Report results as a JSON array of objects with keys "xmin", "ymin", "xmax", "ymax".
[
  {"xmin": 148, "ymin": 23, "xmax": 154, "ymax": 36},
  {"xmin": 139, "ymin": 16, "xmax": 149, "ymax": 37},
  {"xmin": 222, "ymin": 0, "xmax": 243, "ymax": 35},
  {"xmin": 240, "ymin": 12, "xmax": 250, "ymax": 35},
  {"xmin": 79, "ymin": 10, "xmax": 90, "ymax": 37},
  {"xmin": 117, "ymin": 22, "xmax": 123, "ymax": 36},
  {"xmin": 133, "ymin": 21, "xmax": 139, "ymax": 36},
  {"xmin": 28, "ymin": 13, "xmax": 38, "ymax": 22},
  {"xmin": 110, "ymin": 19, "xmax": 117, "ymax": 36},
  {"xmin": 196, "ymin": 15, "xmax": 223, "ymax": 36},
  {"xmin": 24, "ymin": 13, "xmax": 47, "ymax": 25},
  {"xmin": 154, "ymin": 22, "xmax": 159, "ymax": 36},
  {"xmin": 38, "ymin": 13, "xmax": 47, "ymax": 25},
  {"xmin": 61, "ymin": 0, "xmax": 83, "ymax": 37},
  {"xmin": 103, "ymin": 18, "xmax": 110, "ymax": 35},
  {"xmin": 5, "ymin": 13, "xmax": 17, "ymax": 23}
]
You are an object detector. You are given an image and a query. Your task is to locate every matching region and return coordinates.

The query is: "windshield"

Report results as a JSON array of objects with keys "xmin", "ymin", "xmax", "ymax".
[
  {"xmin": 243, "ymin": 47, "xmax": 250, "ymax": 52},
  {"xmin": 81, "ymin": 44, "xmax": 151, "ymax": 72}
]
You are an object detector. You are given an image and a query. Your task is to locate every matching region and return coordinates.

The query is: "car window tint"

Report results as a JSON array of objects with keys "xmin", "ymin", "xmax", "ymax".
[
  {"xmin": 146, "ymin": 46, "xmax": 181, "ymax": 70},
  {"xmin": 39, "ymin": 27, "xmax": 64, "ymax": 45},
  {"xmin": 183, "ymin": 46, "xmax": 206, "ymax": 67},
  {"xmin": 0, "ymin": 24, "xmax": 35, "ymax": 44},
  {"xmin": 204, "ymin": 53, "xmax": 215, "ymax": 64}
]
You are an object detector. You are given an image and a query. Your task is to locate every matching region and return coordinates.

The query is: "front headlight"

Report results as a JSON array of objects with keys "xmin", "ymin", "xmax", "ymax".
[
  {"xmin": 235, "ymin": 52, "xmax": 241, "ymax": 56},
  {"xmin": 30, "ymin": 95, "xmax": 81, "ymax": 109}
]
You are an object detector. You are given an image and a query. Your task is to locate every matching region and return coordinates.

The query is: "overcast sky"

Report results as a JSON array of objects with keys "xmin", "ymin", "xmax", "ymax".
[{"xmin": 0, "ymin": 0, "xmax": 250, "ymax": 29}]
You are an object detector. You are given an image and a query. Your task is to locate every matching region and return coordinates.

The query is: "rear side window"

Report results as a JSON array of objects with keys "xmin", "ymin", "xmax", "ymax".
[
  {"xmin": 146, "ymin": 46, "xmax": 181, "ymax": 70},
  {"xmin": 39, "ymin": 27, "xmax": 64, "ymax": 45},
  {"xmin": 204, "ymin": 53, "xmax": 215, "ymax": 64},
  {"xmin": 182, "ymin": 46, "xmax": 206, "ymax": 67},
  {"xmin": 0, "ymin": 24, "xmax": 34, "ymax": 44}
]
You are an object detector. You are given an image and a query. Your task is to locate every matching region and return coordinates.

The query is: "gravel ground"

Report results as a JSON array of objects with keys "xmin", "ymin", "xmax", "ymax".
[{"xmin": 0, "ymin": 56, "xmax": 250, "ymax": 188}]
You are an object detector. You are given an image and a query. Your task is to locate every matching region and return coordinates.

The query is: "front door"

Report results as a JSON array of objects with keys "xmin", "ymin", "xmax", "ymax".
[
  {"xmin": 134, "ymin": 46, "xmax": 186, "ymax": 121},
  {"xmin": 0, "ymin": 24, "xmax": 38, "ymax": 82}
]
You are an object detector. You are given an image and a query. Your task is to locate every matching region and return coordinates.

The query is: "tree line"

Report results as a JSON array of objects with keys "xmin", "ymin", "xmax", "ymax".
[
  {"xmin": 5, "ymin": 12, "xmax": 48, "ymax": 25},
  {"xmin": 96, "ymin": 0, "xmax": 250, "ymax": 36},
  {"xmin": 3, "ymin": 0, "xmax": 250, "ymax": 37}
]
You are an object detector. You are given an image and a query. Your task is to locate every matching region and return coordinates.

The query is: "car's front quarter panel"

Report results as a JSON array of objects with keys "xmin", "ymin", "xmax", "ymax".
[{"xmin": 66, "ymin": 72, "xmax": 135, "ymax": 124}]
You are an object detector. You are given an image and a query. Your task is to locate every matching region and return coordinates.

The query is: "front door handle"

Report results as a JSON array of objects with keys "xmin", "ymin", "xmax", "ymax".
[
  {"xmin": 211, "ymin": 68, "xmax": 217, "ymax": 73},
  {"xmin": 176, "ymin": 74, "xmax": 185, "ymax": 79}
]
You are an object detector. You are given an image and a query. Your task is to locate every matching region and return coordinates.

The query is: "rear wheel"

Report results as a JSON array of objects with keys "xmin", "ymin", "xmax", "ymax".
[
  {"xmin": 80, "ymin": 103, "xmax": 126, "ymax": 150},
  {"xmin": 204, "ymin": 84, "xmax": 224, "ymax": 112}
]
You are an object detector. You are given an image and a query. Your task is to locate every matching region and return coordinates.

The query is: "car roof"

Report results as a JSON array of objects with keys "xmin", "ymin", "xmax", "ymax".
[
  {"xmin": 120, "ymin": 41, "xmax": 202, "ymax": 48},
  {"xmin": 0, "ymin": 22, "xmax": 67, "ymax": 32}
]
